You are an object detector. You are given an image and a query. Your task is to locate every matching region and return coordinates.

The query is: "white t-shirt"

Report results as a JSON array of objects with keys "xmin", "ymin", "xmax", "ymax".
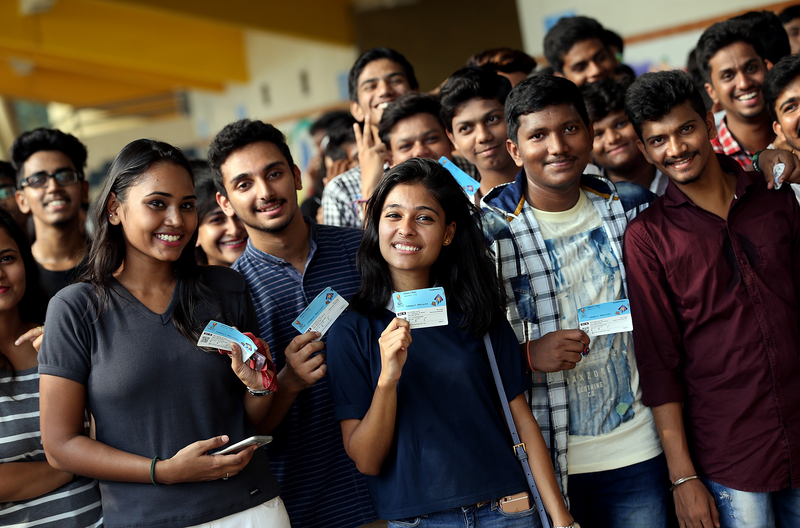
[{"xmin": 531, "ymin": 190, "xmax": 662, "ymax": 474}]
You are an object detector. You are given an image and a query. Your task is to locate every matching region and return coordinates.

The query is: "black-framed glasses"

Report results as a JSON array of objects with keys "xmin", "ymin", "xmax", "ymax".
[
  {"xmin": 0, "ymin": 184, "xmax": 15, "ymax": 200},
  {"xmin": 21, "ymin": 170, "xmax": 81, "ymax": 189}
]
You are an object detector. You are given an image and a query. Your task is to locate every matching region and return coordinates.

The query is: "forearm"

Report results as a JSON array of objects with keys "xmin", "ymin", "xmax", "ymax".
[
  {"xmin": 255, "ymin": 368, "xmax": 303, "ymax": 433},
  {"xmin": 342, "ymin": 381, "xmax": 399, "ymax": 476},
  {"xmin": 510, "ymin": 396, "xmax": 572, "ymax": 526},
  {"xmin": 44, "ymin": 434, "xmax": 152, "ymax": 484},
  {"xmin": 0, "ymin": 461, "xmax": 74, "ymax": 502},
  {"xmin": 243, "ymin": 392, "xmax": 274, "ymax": 427},
  {"xmin": 652, "ymin": 401, "xmax": 697, "ymax": 481}
]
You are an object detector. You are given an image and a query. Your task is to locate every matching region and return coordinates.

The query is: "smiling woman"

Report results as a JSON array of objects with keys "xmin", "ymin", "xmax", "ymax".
[{"xmin": 36, "ymin": 139, "xmax": 290, "ymax": 528}]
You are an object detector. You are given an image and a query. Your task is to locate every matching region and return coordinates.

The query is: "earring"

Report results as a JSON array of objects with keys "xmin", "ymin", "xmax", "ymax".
[
  {"xmin": 109, "ymin": 213, "xmax": 119, "ymax": 225},
  {"xmin": 443, "ymin": 239, "xmax": 450, "ymax": 246}
]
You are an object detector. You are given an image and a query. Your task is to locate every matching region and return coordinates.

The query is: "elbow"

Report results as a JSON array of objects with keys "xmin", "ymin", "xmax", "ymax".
[
  {"xmin": 43, "ymin": 448, "xmax": 68, "ymax": 472},
  {"xmin": 354, "ymin": 460, "xmax": 381, "ymax": 476}
]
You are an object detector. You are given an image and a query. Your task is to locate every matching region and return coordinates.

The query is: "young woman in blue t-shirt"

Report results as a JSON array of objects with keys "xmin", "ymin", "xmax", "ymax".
[{"xmin": 327, "ymin": 158, "xmax": 574, "ymax": 527}]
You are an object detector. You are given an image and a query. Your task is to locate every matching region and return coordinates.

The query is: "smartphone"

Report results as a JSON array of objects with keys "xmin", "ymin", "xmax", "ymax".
[
  {"xmin": 499, "ymin": 491, "xmax": 530, "ymax": 513},
  {"xmin": 212, "ymin": 435, "xmax": 273, "ymax": 455}
]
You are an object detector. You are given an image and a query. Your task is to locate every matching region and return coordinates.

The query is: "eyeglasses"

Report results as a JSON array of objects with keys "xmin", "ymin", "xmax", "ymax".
[
  {"xmin": 21, "ymin": 170, "xmax": 81, "ymax": 189},
  {"xmin": 0, "ymin": 184, "xmax": 15, "ymax": 200}
]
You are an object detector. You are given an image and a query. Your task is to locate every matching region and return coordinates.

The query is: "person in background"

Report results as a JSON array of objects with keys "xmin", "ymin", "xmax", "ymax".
[
  {"xmin": 38, "ymin": 139, "xmax": 287, "ymax": 528},
  {"xmin": 303, "ymin": 120, "xmax": 359, "ymax": 224},
  {"xmin": 12, "ymin": 128, "xmax": 89, "ymax": 302},
  {"xmin": 191, "ymin": 161, "xmax": 248, "ymax": 267},
  {"xmin": 544, "ymin": 16, "xmax": 617, "ymax": 87},
  {"xmin": 0, "ymin": 208, "xmax": 103, "ymax": 527},
  {"xmin": 465, "ymin": 47, "xmax": 537, "ymax": 87},
  {"xmin": 779, "ymin": 4, "xmax": 800, "ymax": 56},
  {"xmin": 0, "ymin": 161, "xmax": 30, "ymax": 239}
]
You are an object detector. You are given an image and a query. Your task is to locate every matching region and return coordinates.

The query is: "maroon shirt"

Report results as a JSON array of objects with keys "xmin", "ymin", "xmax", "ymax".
[{"xmin": 623, "ymin": 154, "xmax": 800, "ymax": 492}]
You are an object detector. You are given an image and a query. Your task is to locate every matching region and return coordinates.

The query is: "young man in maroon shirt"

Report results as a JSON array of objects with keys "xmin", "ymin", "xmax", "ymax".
[{"xmin": 624, "ymin": 69, "xmax": 800, "ymax": 528}]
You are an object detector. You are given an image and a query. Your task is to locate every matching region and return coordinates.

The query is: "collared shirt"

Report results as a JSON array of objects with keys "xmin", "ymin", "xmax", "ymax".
[
  {"xmin": 710, "ymin": 117, "xmax": 755, "ymax": 170},
  {"xmin": 480, "ymin": 171, "xmax": 654, "ymax": 496},
  {"xmin": 231, "ymin": 220, "xmax": 377, "ymax": 528},
  {"xmin": 321, "ymin": 156, "xmax": 480, "ymax": 228},
  {"xmin": 624, "ymin": 154, "xmax": 800, "ymax": 492}
]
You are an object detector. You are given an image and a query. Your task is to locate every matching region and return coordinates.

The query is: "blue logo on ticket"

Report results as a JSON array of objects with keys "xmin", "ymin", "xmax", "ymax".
[
  {"xmin": 393, "ymin": 287, "xmax": 448, "ymax": 329},
  {"xmin": 577, "ymin": 299, "xmax": 633, "ymax": 337},
  {"xmin": 439, "ymin": 156, "xmax": 479, "ymax": 197},
  {"xmin": 197, "ymin": 321, "xmax": 258, "ymax": 362},
  {"xmin": 292, "ymin": 287, "xmax": 349, "ymax": 339}
]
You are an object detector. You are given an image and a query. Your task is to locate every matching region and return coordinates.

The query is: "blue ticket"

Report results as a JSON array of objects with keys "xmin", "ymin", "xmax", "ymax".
[
  {"xmin": 197, "ymin": 320, "xmax": 258, "ymax": 362},
  {"xmin": 292, "ymin": 287, "xmax": 349, "ymax": 339},
  {"xmin": 392, "ymin": 287, "xmax": 448, "ymax": 329},
  {"xmin": 577, "ymin": 299, "xmax": 633, "ymax": 337},
  {"xmin": 439, "ymin": 156, "xmax": 479, "ymax": 197}
]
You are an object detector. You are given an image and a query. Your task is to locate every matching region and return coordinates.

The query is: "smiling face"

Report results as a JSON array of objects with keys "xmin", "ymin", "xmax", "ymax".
[
  {"xmin": 16, "ymin": 150, "xmax": 87, "ymax": 227},
  {"xmin": 637, "ymin": 101, "xmax": 717, "ymax": 186},
  {"xmin": 110, "ymin": 162, "xmax": 198, "ymax": 267},
  {"xmin": 217, "ymin": 141, "xmax": 303, "ymax": 235},
  {"xmin": 557, "ymin": 38, "xmax": 616, "ymax": 86},
  {"xmin": 378, "ymin": 182, "xmax": 456, "ymax": 289},
  {"xmin": 196, "ymin": 206, "xmax": 248, "ymax": 267},
  {"xmin": 447, "ymin": 97, "xmax": 515, "ymax": 175},
  {"xmin": 507, "ymin": 103, "xmax": 593, "ymax": 199},
  {"xmin": 591, "ymin": 109, "xmax": 642, "ymax": 173},
  {"xmin": 705, "ymin": 41, "xmax": 768, "ymax": 122},
  {"xmin": 772, "ymin": 75, "xmax": 800, "ymax": 152},
  {"xmin": 387, "ymin": 113, "xmax": 454, "ymax": 166},
  {"xmin": 0, "ymin": 228, "xmax": 26, "ymax": 314},
  {"xmin": 351, "ymin": 58, "xmax": 414, "ymax": 125}
]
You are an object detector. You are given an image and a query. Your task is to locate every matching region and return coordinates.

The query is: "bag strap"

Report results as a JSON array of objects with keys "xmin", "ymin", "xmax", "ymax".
[{"xmin": 483, "ymin": 333, "xmax": 552, "ymax": 528}]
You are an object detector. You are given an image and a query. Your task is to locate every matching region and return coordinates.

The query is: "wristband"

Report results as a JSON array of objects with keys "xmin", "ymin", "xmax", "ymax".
[
  {"xmin": 752, "ymin": 150, "xmax": 765, "ymax": 172},
  {"xmin": 525, "ymin": 340, "xmax": 542, "ymax": 382},
  {"xmin": 150, "ymin": 456, "xmax": 160, "ymax": 486},
  {"xmin": 670, "ymin": 475, "xmax": 699, "ymax": 491},
  {"xmin": 247, "ymin": 387, "xmax": 273, "ymax": 396}
]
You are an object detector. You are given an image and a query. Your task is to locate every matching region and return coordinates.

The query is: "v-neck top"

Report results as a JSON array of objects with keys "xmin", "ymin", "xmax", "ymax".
[{"xmin": 38, "ymin": 266, "xmax": 279, "ymax": 527}]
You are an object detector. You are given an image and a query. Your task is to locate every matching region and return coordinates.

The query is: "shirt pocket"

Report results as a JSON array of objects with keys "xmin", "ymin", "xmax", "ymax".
[{"xmin": 510, "ymin": 275, "xmax": 538, "ymax": 324}]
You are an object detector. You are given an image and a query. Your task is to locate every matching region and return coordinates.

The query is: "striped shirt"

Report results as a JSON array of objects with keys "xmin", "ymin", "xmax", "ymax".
[
  {"xmin": 0, "ymin": 367, "xmax": 103, "ymax": 527},
  {"xmin": 480, "ymin": 170, "xmax": 654, "ymax": 499},
  {"xmin": 231, "ymin": 221, "xmax": 376, "ymax": 528}
]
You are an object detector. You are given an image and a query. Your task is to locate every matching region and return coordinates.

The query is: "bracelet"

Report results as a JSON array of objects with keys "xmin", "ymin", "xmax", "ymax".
[
  {"xmin": 247, "ymin": 387, "xmax": 273, "ymax": 396},
  {"xmin": 752, "ymin": 150, "xmax": 765, "ymax": 172},
  {"xmin": 525, "ymin": 340, "xmax": 542, "ymax": 382},
  {"xmin": 670, "ymin": 475, "xmax": 699, "ymax": 491},
  {"xmin": 150, "ymin": 456, "xmax": 160, "ymax": 486}
]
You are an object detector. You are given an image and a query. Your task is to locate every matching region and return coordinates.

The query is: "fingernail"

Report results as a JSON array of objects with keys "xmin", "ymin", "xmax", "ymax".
[
  {"xmin": 14, "ymin": 340, "xmax": 20, "ymax": 345},
  {"xmin": 314, "ymin": 332, "xmax": 321, "ymax": 337},
  {"xmin": 221, "ymin": 435, "xmax": 229, "ymax": 442}
]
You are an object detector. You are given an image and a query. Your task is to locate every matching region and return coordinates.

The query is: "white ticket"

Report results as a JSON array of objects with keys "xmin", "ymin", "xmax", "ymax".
[
  {"xmin": 393, "ymin": 287, "xmax": 448, "ymax": 329},
  {"xmin": 577, "ymin": 299, "xmax": 633, "ymax": 337}
]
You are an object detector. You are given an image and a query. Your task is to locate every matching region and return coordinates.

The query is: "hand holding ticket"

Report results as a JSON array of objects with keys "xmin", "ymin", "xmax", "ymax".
[
  {"xmin": 393, "ymin": 287, "xmax": 448, "ymax": 329},
  {"xmin": 577, "ymin": 300, "xmax": 633, "ymax": 338},
  {"xmin": 292, "ymin": 287, "xmax": 349, "ymax": 339},
  {"xmin": 197, "ymin": 321, "xmax": 278, "ymax": 392}
]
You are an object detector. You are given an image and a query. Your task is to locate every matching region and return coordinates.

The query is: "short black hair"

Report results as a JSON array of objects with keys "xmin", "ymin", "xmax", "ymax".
[
  {"xmin": 465, "ymin": 48, "xmax": 537, "ymax": 76},
  {"xmin": 505, "ymin": 75, "xmax": 590, "ymax": 144},
  {"xmin": 732, "ymin": 10, "xmax": 790, "ymax": 65},
  {"xmin": 625, "ymin": 70, "xmax": 708, "ymax": 140},
  {"xmin": 439, "ymin": 66, "xmax": 512, "ymax": 132},
  {"xmin": 763, "ymin": 54, "xmax": 800, "ymax": 123},
  {"xmin": 696, "ymin": 19, "xmax": 766, "ymax": 83},
  {"xmin": 348, "ymin": 47, "xmax": 418, "ymax": 102},
  {"xmin": 377, "ymin": 93, "xmax": 444, "ymax": 147},
  {"xmin": 581, "ymin": 77, "xmax": 631, "ymax": 123},
  {"xmin": 309, "ymin": 110, "xmax": 354, "ymax": 137},
  {"xmin": 779, "ymin": 5, "xmax": 800, "ymax": 25},
  {"xmin": 0, "ymin": 161, "xmax": 15, "ymax": 181},
  {"xmin": 207, "ymin": 119, "xmax": 295, "ymax": 197},
  {"xmin": 544, "ymin": 16, "xmax": 607, "ymax": 73},
  {"xmin": 10, "ymin": 128, "xmax": 88, "ymax": 186},
  {"xmin": 603, "ymin": 29, "xmax": 624, "ymax": 54},
  {"xmin": 687, "ymin": 47, "xmax": 715, "ymax": 111}
]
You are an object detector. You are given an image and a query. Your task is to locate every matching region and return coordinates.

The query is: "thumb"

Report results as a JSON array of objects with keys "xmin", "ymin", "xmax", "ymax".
[{"xmin": 202, "ymin": 435, "xmax": 230, "ymax": 450}]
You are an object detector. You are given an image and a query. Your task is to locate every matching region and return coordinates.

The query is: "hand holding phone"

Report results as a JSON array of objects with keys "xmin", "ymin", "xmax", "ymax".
[{"xmin": 212, "ymin": 435, "xmax": 273, "ymax": 456}]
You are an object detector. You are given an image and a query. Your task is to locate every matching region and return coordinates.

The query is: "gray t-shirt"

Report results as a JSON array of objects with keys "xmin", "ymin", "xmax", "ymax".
[{"xmin": 38, "ymin": 266, "xmax": 279, "ymax": 528}]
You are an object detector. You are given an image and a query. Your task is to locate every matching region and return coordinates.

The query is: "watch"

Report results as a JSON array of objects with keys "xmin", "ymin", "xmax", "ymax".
[{"xmin": 247, "ymin": 387, "xmax": 273, "ymax": 396}]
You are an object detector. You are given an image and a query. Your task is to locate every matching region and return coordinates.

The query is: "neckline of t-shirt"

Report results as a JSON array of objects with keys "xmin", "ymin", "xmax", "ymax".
[
  {"xmin": 529, "ymin": 188, "xmax": 590, "ymax": 223},
  {"xmin": 109, "ymin": 276, "xmax": 182, "ymax": 324}
]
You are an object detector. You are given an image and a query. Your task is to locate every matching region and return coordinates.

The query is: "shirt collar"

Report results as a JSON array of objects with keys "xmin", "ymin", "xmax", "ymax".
[
  {"xmin": 242, "ymin": 216, "xmax": 318, "ymax": 266},
  {"xmin": 662, "ymin": 153, "xmax": 756, "ymax": 207}
]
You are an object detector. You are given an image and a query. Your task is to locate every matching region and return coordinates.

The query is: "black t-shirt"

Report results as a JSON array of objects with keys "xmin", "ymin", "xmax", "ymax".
[
  {"xmin": 37, "ymin": 263, "xmax": 79, "ymax": 303},
  {"xmin": 39, "ymin": 266, "xmax": 279, "ymax": 527}
]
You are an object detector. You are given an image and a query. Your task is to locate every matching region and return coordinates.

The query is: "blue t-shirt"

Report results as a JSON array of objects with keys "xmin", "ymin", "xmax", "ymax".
[
  {"xmin": 327, "ymin": 307, "xmax": 532, "ymax": 520},
  {"xmin": 231, "ymin": 221, "xmax": 376, "ymax": 528}
]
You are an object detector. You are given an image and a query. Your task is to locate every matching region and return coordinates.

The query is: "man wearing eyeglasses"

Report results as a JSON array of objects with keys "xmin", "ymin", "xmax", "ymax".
[{"xmin": 12, "ymin": 128, "xmax": 89, "ymax": 302}]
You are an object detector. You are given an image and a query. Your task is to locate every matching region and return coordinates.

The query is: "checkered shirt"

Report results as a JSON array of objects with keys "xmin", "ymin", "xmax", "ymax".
[
  {"xmin": 711, "ymin": 117, "xmax": 754, "ymax": 170},
  {"xmin": 321, "ymin": 157, "xmax": 480, "ymax": 228},
  {"xmin": 480, "ymin": 170, "xmax": 654, "ymax": 498}
]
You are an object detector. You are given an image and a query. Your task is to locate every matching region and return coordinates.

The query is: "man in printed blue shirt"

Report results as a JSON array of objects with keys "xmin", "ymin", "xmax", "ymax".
[
  {"xmin": 480, "ymin": 74, "xmax": 666, "ymax": 527},
  {"xmin": 208, "ymin": 119, "xmax": 376, "ymax": 528}
]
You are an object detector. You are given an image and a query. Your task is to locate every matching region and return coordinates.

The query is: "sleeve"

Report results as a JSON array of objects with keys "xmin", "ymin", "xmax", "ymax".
[
  {"xmin": 326, "ymin": 314, "xmax": 377, "ymax": 421},
  {"xmin": 492, "ymin": 318, "xmax": 533, "ymax": 401},
  {"xmin": 623, "ymin": 221, "xmax": 686, "ymax": 407},
  {"xmin": 37, "ymin": 289, "xmax": 93, "ymax": 385},
  {"xmin": 321, "ymin": 173, "xmax": 355, "ymax": 227}
]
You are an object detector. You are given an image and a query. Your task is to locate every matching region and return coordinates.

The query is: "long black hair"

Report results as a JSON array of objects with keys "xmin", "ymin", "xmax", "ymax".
[
  {"xmin": 350, "ymin": 158, "xmax": 504, "ymax": 336},
  {"xmin": 78, "ymin": 139, "xmax": 209, "ymax": 343},
  {"xmin": 0, "ymin": 208, "xmax": 45, "ymax": 373}
]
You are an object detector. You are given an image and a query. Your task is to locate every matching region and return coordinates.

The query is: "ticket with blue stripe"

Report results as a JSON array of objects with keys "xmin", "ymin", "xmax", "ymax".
[
  {"xmin": 577, "ymin": 299, "xmax": 633, "ymax": 337},
  {"xmin": 393, "ymin": 287, "xmax": 448, "ymax": 329}
]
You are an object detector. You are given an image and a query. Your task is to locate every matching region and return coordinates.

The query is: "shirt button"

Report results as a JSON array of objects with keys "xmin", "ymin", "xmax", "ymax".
[
  {"xmin": 753, "ymin": 297, "xmax": 761, "ymax": 304},
  {"xmin": 767, "ymin": 339, "xmax": 774, "ymax": 347}
]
